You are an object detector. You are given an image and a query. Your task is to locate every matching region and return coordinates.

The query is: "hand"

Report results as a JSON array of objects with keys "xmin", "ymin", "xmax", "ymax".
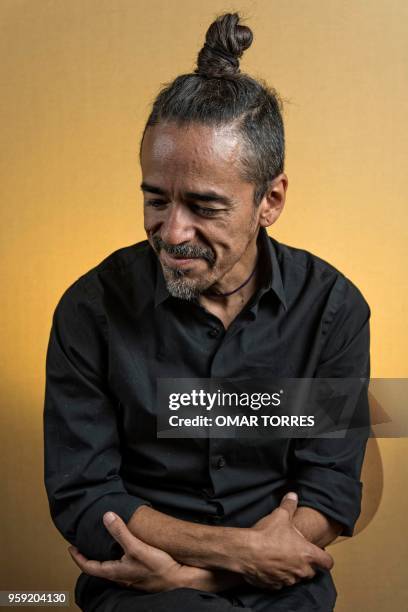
[
  {"xmin": 68, "ymin": 511, "xmax": 191, "ymax": 592},
  {"xmin": 242, "ymin": 492, "xmax": 334, "ymax": 590}
]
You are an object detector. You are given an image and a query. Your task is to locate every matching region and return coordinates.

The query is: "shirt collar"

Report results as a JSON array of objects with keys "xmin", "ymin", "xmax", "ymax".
[
  {"xmin": 153, "ymin": 226, "xmax": 287, "ymax": 310},
  {"xmin": 154, "ymin": 250, "xmax": 170, "ymax": 307},
  {"xmin": 250, "ymin": 226, "xmax": 287, "ymax": 312}
]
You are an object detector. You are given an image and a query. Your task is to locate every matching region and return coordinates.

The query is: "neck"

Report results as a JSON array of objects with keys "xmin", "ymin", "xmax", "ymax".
[
  {"xmin": 204, "ymin": 257, "xmax": 258, "ymax": 298},
  {"xmin": 198, "ymin": 237, "xmax": 260, "ymax": 326}
]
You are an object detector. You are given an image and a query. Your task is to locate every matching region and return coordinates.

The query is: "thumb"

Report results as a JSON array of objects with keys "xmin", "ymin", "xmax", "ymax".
[
  {"xmin": 279, "ymin": 492, "xmax": 298, "ymax": 520},
  {"xmin": 103, "ymin": 512, "xmax": 166, "ymax": 564},
  {"xmin": 103, "ymin": 512, "xmax": 144, "ymax": 554}
]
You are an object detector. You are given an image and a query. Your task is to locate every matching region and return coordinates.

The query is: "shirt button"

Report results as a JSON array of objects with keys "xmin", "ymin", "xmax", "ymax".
[
  {"xmin": 208, "ymin": 327, "xmax": 220, "ymax": 338},
  {"xmin": 202, "ymin": 487, "xmax": 214, "ymax": 498},
  {"xmin": 216, "ymin": 456, "xmax": 226, "ymax": 470}
]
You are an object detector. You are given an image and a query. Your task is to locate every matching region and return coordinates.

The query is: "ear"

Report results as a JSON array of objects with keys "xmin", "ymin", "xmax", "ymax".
[{"xmin": 258, "ymin": 173, "xmax": 288, "ymax": 228}]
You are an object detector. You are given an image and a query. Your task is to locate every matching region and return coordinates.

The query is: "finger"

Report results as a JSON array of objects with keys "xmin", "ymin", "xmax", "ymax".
[
  {"xmin": 294, "ymin": 564, "xmax": 316, "ymax": 581},
  {"xmin": 68, "ymin": 546, "xmax": 124, "ymax": 581},
  {"xmin": 103, "ymin": 513, "xmax": 149, "ymax": 555},
  {"xmin": 279, "ymin": 492, "xmax": 298, "ymax": 520},
  {"xmin": 103, "ymin": 513, "xmax": 160, "ymax": 563},
  {"xmin": 302, "ymin": 567, "xmax": 316, "ymax": 580},
  {"xmin": 308, "ymin": 544, "xmax": 334, "ymax": 571}
]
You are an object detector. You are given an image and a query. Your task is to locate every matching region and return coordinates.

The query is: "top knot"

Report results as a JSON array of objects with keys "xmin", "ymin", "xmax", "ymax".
[{"xmin": 195, "ymin": 12, "xmax": 253, "ymax": 78}]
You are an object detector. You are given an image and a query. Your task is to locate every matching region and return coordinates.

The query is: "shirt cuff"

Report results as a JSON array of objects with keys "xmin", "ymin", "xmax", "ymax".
[
  {"xmin": 75, "ymin": 493, "xmax": 152, "ymax": 560},
  {"xmin": 295, "ymin": 465, "xmax": 362, "ymax": 536}
]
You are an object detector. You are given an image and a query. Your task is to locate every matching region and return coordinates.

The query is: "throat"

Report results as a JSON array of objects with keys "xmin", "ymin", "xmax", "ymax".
[
  {"xmin": 203, "ymin": 258, "xmax": 258, "ymax": 298},
  {"xmin": 198, "ymin": 268, "xmax": 260, "ymax": 330}
]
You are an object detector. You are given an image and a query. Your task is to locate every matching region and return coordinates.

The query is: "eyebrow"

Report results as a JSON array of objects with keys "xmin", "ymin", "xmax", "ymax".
[{"xmin": 140, "ymin": 182, "xmax": 233, "ymax": 206}]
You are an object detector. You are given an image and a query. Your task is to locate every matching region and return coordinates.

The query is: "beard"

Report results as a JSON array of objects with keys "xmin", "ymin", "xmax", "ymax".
[
  {"xmin": 163, "ymin": 267, "xmax": 207, "ymax": 300},
  {"xmin": 151, "ymin": 235, "xmax": 216, "ymax": 300}
]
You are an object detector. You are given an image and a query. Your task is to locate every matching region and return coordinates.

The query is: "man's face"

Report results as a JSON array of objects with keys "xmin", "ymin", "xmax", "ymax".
[{"xmin": 140, "ymin": 121, "xmax": 263, "ymax": 300}]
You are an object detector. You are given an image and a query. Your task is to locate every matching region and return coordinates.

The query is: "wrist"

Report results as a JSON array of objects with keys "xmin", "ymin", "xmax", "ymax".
[
  {"xmin": 222, "ymin": 527, "xmax": 258, "ymax": 575},
  {"xmin": 235, "ymin": 528, "xmax": 262, "ymax": 577},
  {"xmin": 175, "ymin": 566, "xmax": 214, "ymax": 590},
  {"xmin": 176, "ymin": 566, "xmax": 243, "ymax": 592}
]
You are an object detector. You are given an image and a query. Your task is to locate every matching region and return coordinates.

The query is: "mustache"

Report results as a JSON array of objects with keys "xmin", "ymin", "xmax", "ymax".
[{"xmin": 152, "ymin": 235, "xmax": 216, "ymax": 265}]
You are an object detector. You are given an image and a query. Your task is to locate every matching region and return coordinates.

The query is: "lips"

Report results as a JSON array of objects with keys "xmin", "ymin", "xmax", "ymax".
[{"xmin": 160, "ymin": 251, "xmax": 200, "ymax": 268}]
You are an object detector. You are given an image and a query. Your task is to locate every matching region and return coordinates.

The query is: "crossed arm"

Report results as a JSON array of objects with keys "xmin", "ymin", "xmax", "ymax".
[
  {"xmin": 54, "ymin": 276, "xmax": 369, "ymax": 594},
  {"xmin": 69, "ymin": 492, "xmax": 341, "ymax": 593}
]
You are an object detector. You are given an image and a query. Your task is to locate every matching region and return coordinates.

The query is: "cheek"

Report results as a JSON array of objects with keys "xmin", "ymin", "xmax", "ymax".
[
  {"xmin": 210, "ymin": 223, "xmax": 253, "ymax": 264},
  {"xmin": 210, "ymin": 240, "xmax": 236, "ymax": 268},
  {"xmin": 211, "ymin": 220, "xmax": 240, "ymax": 246},
  {"xmin": 143, "ymin": 208, "xmax": 161, "ymax": 232}
]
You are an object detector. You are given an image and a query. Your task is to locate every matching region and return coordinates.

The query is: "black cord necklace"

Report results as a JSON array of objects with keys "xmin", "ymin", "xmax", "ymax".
[{"xmin": 205, "ymin": 259, "xmax": 258, "ymax": 298}]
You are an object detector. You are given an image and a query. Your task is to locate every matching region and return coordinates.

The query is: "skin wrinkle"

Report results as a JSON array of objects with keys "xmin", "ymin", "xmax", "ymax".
[{"xmin": 141, "ymin": 121, "xmax": 287, "ymax": 309}]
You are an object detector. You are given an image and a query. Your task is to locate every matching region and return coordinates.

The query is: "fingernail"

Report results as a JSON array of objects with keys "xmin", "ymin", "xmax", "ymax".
[
  {"xmin": 285, "ymin": 492, "xmax": 298, "ymax": 501},
  {"xmin": 103, "ymin": 512, "xmax": 117, "ymax": 525}
]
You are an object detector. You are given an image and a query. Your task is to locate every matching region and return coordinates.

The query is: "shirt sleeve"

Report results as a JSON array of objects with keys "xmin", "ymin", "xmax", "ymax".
[
  {"xmin": 43, "ymin": 277, "xmax": 152, "ymax": 561},
  {"xmin": 293, "ymin": 275, "xmax": 371, "ymax": 536}
]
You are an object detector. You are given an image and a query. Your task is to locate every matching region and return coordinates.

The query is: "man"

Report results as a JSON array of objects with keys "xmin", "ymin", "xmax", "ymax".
[{"xmin": 44, "ymin": 12, "xmax": 370, "ymax": 612}]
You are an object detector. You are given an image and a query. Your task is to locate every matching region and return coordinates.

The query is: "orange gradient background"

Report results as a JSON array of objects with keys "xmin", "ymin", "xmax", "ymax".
[{"xmin": 1, "ymin": 1, "xmax": 407, "ymax": 610}]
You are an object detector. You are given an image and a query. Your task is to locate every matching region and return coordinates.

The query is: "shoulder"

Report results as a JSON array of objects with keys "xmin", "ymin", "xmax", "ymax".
[
  {"xmin": 53, "ymin": 239, "xmax": 154, "ymax": 317},
  {"xmin": 269, "ymin": 235, "xmax": 370, "ymax": 318}
]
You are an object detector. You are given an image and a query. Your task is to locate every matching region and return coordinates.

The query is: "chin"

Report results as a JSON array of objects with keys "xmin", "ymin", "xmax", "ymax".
[
  {"xmin": 163, "ymin": 269, "xmax": 215, "ymax": 301},
  {"xmin": 165, "ymin": 279, "xmax": 200, "ymax": 301}
]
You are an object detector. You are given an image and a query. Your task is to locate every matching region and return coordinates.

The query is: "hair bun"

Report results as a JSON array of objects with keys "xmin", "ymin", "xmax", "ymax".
[{"xmin": 195, "ymin": 13, "xmax": 253, "ymax": 78}]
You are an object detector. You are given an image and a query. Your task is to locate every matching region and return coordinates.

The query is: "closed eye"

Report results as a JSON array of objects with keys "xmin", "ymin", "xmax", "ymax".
[
  {"xmin": 146, "ymin": 200, "xmax": 224, "ymax": 217},
  {"xmin": 146, "ymin": 200, "xmax": 167, "ymax": 208},
  {"xmin": 190, "ymin": 205, "xmax": 221, "ymax": 217}
]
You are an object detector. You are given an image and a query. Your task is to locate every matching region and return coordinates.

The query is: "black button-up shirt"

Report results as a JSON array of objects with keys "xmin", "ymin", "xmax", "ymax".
[{"xmin": 44, "ymin": 227, "xmax": 370, "ymax": 567}]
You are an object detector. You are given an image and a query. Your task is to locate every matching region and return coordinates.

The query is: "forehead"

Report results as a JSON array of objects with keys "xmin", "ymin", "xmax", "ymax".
[{"xmin": 140, "ymin": 122, "xmax": 246, "ymax": 187}]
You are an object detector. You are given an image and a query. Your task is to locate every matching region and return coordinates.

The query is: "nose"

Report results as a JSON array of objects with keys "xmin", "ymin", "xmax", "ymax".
[{"xmin": 160, "ymin": 203, "xmax": 196, "ymax": 245}]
